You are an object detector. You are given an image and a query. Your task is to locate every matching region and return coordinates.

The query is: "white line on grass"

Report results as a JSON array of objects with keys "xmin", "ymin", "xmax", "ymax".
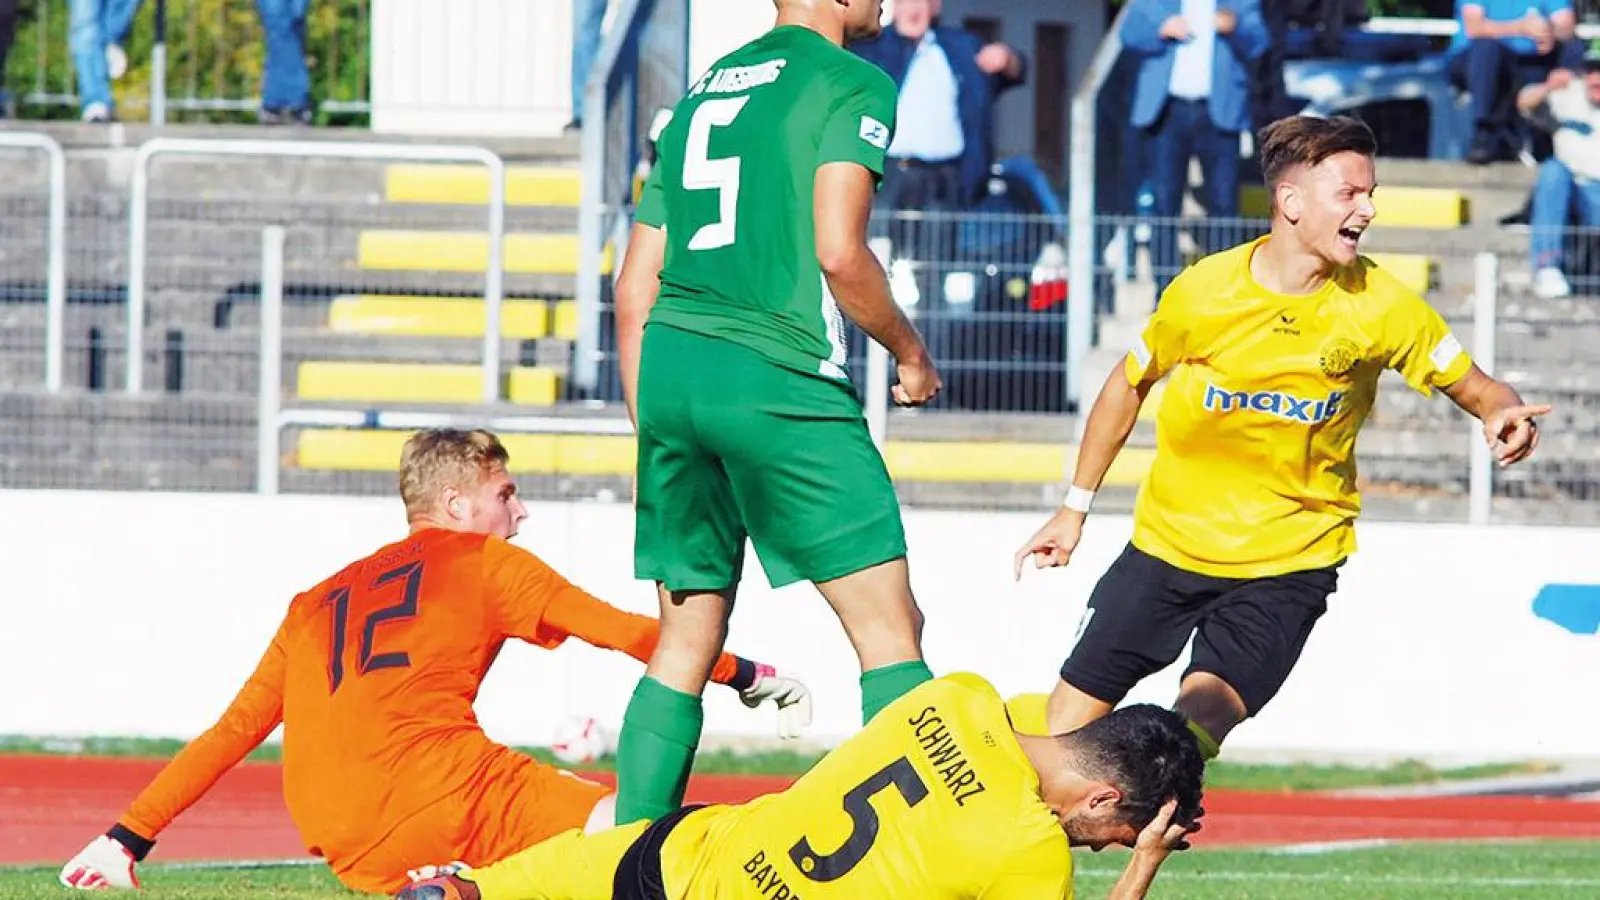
[
  {"xmin": 161, "ymin": 859, "xmax": 324, "ymax": 871},
  {"xmin": 1267, "ymin": 838, "xmax": 1395, "ymax": 855},
  {"xmin": 1074, "ymin": 868, "xmax": 1600, "ymax": 889}
]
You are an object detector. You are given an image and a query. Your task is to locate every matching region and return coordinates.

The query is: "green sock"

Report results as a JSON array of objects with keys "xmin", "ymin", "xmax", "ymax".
[
  {"xmin": 1185, "ymin": 718, "xmax": 1222, "ymax": 762},
  {"xmin": 614, "ymin": 676, "xmax": 704, "ymax": 825},
  {"xmin": 859, "ymin": 660, "xmax": 934, "ymax": 724}
]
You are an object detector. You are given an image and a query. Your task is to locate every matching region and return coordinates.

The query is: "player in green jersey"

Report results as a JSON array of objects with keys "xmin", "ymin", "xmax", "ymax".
[{"xmin": 609, "ymin": 0, "xmax": 944, "ymax": 826}]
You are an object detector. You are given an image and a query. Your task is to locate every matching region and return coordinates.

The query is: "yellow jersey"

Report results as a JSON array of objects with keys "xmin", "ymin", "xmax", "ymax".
[
  {"xmin": 1126, "ymin": 237, "xmax": 1472, "ymax": 578},
  {"xmin": 660, "ymin": 673, "xmax": 1073, "ymax": 899}
]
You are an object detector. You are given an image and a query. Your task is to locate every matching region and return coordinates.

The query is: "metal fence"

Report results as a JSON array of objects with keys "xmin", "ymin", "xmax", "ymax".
[
  {"xmin": 1, "ymin": 137, "xmax": 1599, "ymax": 524},
  {"xmin": 20, "ymin": 0, "xmax": 370, "ymax": 121}
]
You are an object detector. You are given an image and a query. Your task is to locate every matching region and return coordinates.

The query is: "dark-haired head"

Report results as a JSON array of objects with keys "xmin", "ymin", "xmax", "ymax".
[
  {"xmin": 1255, "ymin": 115, "xmax": 1380, "ymax": 270},
  {"xmin": 1048, "ymin": 704, "xmax": 1205, "ymax": 851}
]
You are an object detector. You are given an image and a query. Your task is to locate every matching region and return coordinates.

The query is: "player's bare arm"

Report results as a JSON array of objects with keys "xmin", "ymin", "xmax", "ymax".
[
  {"xmin": 1013, "ymin": 363, "xmax": 1152, "ymax": 580},
  {"xmin": 1441, "ymin": 365, "xmax": 1551, "ymax": 467},
  {"xmin": 616, "ymin": 221, "xmax": 667, "ymax": 426},
  {"xmin": 813, "ymin": 160, "xmax": 941, "ymax": 406}
]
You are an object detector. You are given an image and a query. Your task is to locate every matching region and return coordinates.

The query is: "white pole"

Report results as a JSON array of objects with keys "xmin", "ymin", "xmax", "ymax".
[
  {"xmin": 1468, "ymin": 252, "xmax": 1498, "ymax": 525},
  {"xmin": 150, "ymin": 42, "xmax": 168, "ymax": 128},
  {"xmin": 257, "ymin": 226, "xmax": 286, "ymax": 496},
  {"xmin": 865, "ymin": 342, "xmax": 890, "ymax": 449},
  {"xmin": 126, "ymin": 146, "xmax": 150, "ymax": 395},
  {"xmin": 481, "ymin": 159, "xmax": 507, "ymax": 403},
  {"xmin": 37, "ymin": 136, "xmax": 66, "ymax": 392}
]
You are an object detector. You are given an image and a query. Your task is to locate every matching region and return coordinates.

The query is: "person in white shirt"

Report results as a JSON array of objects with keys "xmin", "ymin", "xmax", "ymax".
[
  {"xmin": 1518, "ymin": 50, "xmax": 1600, "ymax": 299},
  {"xmin": 850, "ymin": 0, "xmax": 1025, "ymax": 262}
]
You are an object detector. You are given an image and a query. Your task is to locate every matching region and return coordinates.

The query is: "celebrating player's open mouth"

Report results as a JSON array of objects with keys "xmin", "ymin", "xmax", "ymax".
[{"xmin": 1336, "ymin": 222, "xmax": 1365, "ymax": 253}]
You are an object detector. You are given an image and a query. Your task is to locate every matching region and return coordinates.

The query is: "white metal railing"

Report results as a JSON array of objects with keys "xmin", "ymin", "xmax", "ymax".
[
  {"xmin": 1065, "ymin": 5, "xmax": 1131, "ymax": 417},
  {"xmin": 0, "ymin": 132, "xmax": 68, "ymax": 392},
  {"xmin": 254, "ymin": 226, "xmax": 634, "ymax": 495},
  {"xmin": 1365, "ymin": 16, "xmax": 1600, "ymax": 40},
  {"xmin": 126, "ymin": 138, "xmax": 506, "ymax": 400}
]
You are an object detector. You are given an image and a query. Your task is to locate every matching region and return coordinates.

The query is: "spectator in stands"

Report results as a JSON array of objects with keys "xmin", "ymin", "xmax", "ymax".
[
  {"xmin": 1121, "ymin": 0, "xmax": 1268, "ymax": 295},
  {"xmin": 68, "ymin": 0, "xmax": 142, "ymax": 122},
  {"xmin": 1250, "ymin": 0, "xmax": 1370, "ymax": 132},
  {"xmin": 0, "ymin": 0, "xmax": 16, "ymax": 118},
  {"xmin": 1518, "ymin": 49, "xmax": 1600, "ymax": 299},
  {"xmin": 570, "ymin": 0, "xmax": 607, "ymax": 131},
  {"xmin": 257, "ymin": 0, "xmax": 311, "ymax": 124},
  {"xmin": 1449, "ymin": 0, "xmax": 1587, "ymax": 164},
  {"xmin": 850, "ymin": 0, "xmax": 1026, "ymax": 260}
]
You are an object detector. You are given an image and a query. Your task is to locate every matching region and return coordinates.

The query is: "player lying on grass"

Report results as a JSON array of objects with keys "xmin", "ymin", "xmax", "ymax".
[
  {"xmin": 58, "ymin": 428, "xmax": 812, "ymax": 895},
  {"xmin": 399, "ymin": 673, "xmax": 1204, "ymax": 900},
  {"xmin": 1010, "ymin": 114, "xmax": 1550, "ymax": 760},
  {"xmin": 609, "ymin": 0, "xmax": 944, "ymax": 827}
]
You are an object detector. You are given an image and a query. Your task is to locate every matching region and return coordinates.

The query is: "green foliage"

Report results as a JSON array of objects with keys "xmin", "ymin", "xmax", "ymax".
[{"xmin": 3, "ymin": 0, "xmax": 369, "ymax": 123}]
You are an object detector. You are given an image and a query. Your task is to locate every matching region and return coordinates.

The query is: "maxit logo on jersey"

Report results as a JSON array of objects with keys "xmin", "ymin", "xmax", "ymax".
[{"xmin": 1203, "ymin": 384, "xmax": 1346, "ymax": 424}]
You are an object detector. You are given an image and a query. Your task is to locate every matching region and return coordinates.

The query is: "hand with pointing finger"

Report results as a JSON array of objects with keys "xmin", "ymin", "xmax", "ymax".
[
  {"xmin": 1483, "ymin": 403, "xmax": 1549, "ymax": 468},
  {"xmin": 1012, "ymin": 508, "xmax": 1084, "ymax": 581}
]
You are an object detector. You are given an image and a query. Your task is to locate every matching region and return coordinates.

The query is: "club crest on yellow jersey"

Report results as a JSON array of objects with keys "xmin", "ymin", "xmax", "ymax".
[{"xmin": 1318, "ymin": 338, "xmax": 1360, "ymax": 381}]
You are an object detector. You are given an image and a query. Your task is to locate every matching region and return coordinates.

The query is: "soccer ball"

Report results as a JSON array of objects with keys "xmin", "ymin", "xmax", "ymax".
[{"xmin": 549, "ymin": 715, "xmax": 609, "ymax": 766}]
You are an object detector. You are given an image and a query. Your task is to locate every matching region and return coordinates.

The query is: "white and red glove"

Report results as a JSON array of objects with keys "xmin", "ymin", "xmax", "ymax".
[
  {"xmin": 739, "ymin": 664, "xmax": 813, "ymax": 741},
  {"xmin": 59, "ymin": 835, "xmax": 140, "ymax": 891}
]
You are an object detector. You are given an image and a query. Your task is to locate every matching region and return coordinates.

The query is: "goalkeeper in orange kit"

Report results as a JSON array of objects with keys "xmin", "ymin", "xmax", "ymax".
[{"xmin": 57, "ymin": 429, "xmax": 812, "ymax": 895}]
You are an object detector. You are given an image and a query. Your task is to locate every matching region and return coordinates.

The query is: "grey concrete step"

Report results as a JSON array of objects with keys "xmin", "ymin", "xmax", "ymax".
[{"xmin": 7, "ymin": 121, "xmax": 583, "ymax": 162}]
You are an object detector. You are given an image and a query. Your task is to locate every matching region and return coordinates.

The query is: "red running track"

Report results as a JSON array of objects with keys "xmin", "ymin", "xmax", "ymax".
[{"xmin": 4, "ymin": 755, "xmax": 1598, "ymax": 866}]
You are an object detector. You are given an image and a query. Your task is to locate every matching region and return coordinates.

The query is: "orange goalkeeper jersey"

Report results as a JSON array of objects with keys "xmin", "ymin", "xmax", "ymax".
[{"xmin": 116, "ymin": 528, "xmax": 750, "ymax": 861}]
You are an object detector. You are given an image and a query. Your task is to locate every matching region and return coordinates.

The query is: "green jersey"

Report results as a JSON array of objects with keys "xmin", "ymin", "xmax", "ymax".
[{"xmin": 635, "ymin": 25, "xmax": 898, "ymax": 382}]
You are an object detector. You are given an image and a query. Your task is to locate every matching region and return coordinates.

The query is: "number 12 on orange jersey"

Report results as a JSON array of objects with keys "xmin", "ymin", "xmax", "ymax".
[{"xmin": 324, "ymin": 560, "xmax": 425, "ymax": 693}]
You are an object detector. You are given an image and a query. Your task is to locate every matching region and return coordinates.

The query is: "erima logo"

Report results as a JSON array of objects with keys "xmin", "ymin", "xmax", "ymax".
[
  {"xmin": 1204, "ymin": 384, "xmax": 1345, "ymax": 423},
  {"xmin": 859, "ymin": 116, "xmax": 890, "ymax": 149}
]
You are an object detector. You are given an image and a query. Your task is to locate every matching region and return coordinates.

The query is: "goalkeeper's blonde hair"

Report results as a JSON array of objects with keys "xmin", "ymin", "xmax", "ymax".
[{"xmin": 399, "ymin": 428, "xmax": 511, "ymax": 520}]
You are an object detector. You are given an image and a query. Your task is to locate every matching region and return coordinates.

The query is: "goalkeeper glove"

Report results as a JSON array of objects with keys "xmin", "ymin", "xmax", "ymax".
[
  {"xmin": 738, "ymin": 663, "xmax": 813, "ymax": 740},
  {"xmin": 59, "ymin": 834, "xmax": 142, "ymax": 891}
]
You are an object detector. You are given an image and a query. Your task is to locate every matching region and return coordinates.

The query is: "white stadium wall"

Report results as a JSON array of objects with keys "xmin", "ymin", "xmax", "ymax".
[{"xmin": 3, "ymin": 490, "xmax": 1598, "ymax": 763}]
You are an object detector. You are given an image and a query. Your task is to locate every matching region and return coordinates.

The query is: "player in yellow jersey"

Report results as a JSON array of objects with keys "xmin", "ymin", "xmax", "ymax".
[
  {"xmin": 1010, "ymin": 115, "xmax": 1550, "ymax": 761},
  {"xmin": 397, "ymin": 673, "xmax": 1204, "ymax": 900}
]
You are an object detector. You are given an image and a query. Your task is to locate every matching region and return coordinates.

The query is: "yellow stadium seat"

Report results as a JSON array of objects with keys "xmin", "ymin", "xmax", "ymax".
[
  {"xmin": 1366, "ymin": 253, "xmax": 1434, "ymax": 294},
  {"xmin": 294, "ymin": 430, "xmax": 1157, "ymax": 486},
  {"xmin": 883, "ymin": 441, "xmax": 1068, "ymax": 484},
  {"xmin": 295, "ymin": 362, "xmax": 561, "ymax": 405},
  {"xmin": 384, "ymin": 164, "xmax": 582, "ymax": 207},
  {"xmin": 296, "ymin": 430, "xmax": 634, "ymax": 474},
  {"xmin": 328, "ymin": 295, "xmax": 553, "ymax": 339},
  {"xmin": 508, "ymin": 368, "xmax": 560, "ymax": 406},
  {"xmin": 1238, "ymin": 185, "xmax": 1469, "ymax": 229},
  {"xmin": 552, "ymin": 300, "xmax": 579, "ymax": 341},
  {"xmin": 357, "ymin": 231, "xmax": 613, "ymax": 276}
]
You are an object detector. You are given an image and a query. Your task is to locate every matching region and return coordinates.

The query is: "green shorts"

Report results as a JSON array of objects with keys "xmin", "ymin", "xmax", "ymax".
[{"xmin": 633, "ymin": 324, "xmax": 907, "ymax": 591}]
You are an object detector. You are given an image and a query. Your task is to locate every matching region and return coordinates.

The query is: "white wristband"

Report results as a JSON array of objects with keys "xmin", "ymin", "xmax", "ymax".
[{"xmin": 1062, "ymin": 486, "xmax": 1096, "ymax": 513}]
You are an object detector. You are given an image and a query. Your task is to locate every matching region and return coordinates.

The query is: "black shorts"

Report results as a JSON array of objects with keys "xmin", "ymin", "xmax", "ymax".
[
  {"xmin": 612, "ymin": 805, "xmax": 706, "ymax": 900},
  {"xmin": 1059, "ymin": 543, "xmax": 1339, "ymax": 717}
]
